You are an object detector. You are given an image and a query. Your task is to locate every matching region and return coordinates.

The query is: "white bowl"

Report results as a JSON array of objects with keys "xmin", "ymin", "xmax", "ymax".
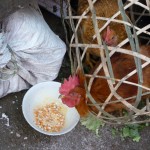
[{"xmin": 22, "ymin": 81, "xmax": 80, "ymax": 135}]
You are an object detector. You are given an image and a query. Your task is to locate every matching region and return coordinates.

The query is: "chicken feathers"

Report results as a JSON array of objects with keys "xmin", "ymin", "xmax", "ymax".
[
  {"xmin": 59, "ymin": 45, "xmax": 150, "ymax": 117},
  {"xmin": 77, "ymin": 0, "xmax": 127, "ymax": 67}
]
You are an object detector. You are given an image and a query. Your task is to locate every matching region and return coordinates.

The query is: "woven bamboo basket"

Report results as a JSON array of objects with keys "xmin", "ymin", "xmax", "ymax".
[{"xmin": 64, "ymin": 0, "xmax": 150, "ymax": 125}]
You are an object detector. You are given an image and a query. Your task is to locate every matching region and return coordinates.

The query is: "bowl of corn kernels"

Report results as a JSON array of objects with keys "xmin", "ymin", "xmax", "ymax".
[{"xmin": 22, "ymin": 81, "xmax": 80, "ymax": 135}]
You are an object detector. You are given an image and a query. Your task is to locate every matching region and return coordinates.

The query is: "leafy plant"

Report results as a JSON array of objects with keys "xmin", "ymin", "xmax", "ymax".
[
  {"xmin": 122, "ymin": 125, "xmax": 141, "ymax": 142},
  {"xmin": 80, "ymin": 112, "xmax": 149, "ymax": 142},
  {"xmin": 80, "ymin": 113, "xmax": 105, "ymax": 136},
  {"xmin": 80, "ymin": 113, "xmax": 149, "ymax": 142},
  {"xmin": 111, "ymin": 123, "xmax": 149, "ymax": 142}
]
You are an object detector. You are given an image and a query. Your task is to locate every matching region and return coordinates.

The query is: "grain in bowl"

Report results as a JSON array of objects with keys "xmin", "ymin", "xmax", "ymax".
[
  {"xmin": 22, "ymin": 81, "xmax": 80, "ymax": 135},
  {"xmin": 34, "ymin": 102, "xmax": 67, "ymax": 132}
]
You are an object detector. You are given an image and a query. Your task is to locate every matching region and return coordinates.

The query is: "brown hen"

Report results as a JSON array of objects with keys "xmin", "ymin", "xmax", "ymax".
[
  {"xmin": 77, "ymin": 0, "xmax": 128, "ymax": 67},
  {"xmin": 59, "ymin": 45, "xmax": 150, "ymax": 117}
]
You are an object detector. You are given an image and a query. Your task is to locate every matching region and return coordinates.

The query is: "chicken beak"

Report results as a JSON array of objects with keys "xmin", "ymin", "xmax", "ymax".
[{"xmin": 58, "ymin": 95, "xmax": 63, "ymax": 99}]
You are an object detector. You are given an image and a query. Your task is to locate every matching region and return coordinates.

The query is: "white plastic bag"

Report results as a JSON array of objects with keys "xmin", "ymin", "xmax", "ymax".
[{"xmin": 0, "ymin": 7, "xmax": 66, "ymax": 98}]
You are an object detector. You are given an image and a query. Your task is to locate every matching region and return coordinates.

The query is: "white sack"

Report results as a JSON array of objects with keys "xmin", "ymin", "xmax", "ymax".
[
  {"xmin": 0, "ymin": 7, "xmax": 66, "ymax": 98},
  {"xmin": 0, "ymin": 33, "xmax": 11, "ymax": 68}
]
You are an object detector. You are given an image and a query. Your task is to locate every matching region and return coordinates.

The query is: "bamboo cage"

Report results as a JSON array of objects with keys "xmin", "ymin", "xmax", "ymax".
[{"xmin": 65, "ymin": 0, "xmax": 150, "ymax": 124}]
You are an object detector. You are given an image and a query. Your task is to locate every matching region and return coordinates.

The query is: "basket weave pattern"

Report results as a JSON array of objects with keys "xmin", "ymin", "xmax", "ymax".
[{"xmin": 66, "ymin": 0, "xmax": 150, "ymax": 124}]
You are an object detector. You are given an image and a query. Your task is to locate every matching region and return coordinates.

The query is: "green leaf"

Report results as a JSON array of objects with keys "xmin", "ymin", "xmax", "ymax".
[
  {"xmin": 129, "ymin": 128, "xmax": 140, "ymax": 138},
  {"xmin": 111, "ymin": 128, "xmax": 118, "ymax": 137},
  {"xmin": 80, "ymin": 113, "xmax": 104, "ymax": 136},
  {"xmin": 133, "ymin": 136, "xmax": 141, "ymax": 142},
  {"xmin": 145, "ymin": 123, "xmax": 149, "ymax": 127},
  {"xmin": 119, "ymin": 124, "xmax": 142, "ymax": 142},
  {"xmin": 122, "ymin": 127, "xmax": 130, "ymax": 137}
]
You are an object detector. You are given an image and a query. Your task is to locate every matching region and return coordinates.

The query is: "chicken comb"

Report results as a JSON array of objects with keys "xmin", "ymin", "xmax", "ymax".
[
  {"xmin": 59, "ymin": 75, "xmax": 80, "ymax": 95},
  {"xmin": 106, "ymin": 26, "xmax": 111, "ymax": 39}
]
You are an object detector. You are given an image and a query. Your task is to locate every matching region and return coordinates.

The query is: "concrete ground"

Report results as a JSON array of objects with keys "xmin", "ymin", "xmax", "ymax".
[{"xmin": 0, "ymin": 8, "xmax": 150, "ymax": 150}]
